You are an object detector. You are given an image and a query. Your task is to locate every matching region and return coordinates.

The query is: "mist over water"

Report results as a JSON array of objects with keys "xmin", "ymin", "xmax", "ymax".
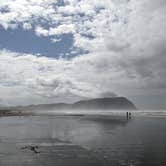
[{"xmin": 34, "ymin": 109, "xmax": 166, "ymax": 118}]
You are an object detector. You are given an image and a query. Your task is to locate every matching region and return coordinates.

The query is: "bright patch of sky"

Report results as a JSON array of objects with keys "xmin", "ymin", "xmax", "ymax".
[
  {"xmin": 0, "ymin": 0, "xmax": 92, "ymax": 58},
  {"xmin": 0, "ymin": 0, "xmax": 128, "ymax": 58},
  {"xmin": 0, "ymin": 27, "xmax": 85, "ymax": 58}
]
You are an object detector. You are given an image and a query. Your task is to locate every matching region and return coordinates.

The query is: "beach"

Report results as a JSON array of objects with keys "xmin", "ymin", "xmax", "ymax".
[{"xmin": 0, "ymin": 112, "xmax": 166, "ymax": 166}]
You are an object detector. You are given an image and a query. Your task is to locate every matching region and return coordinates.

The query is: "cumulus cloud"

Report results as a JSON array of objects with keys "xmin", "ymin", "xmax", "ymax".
[
  {"xmin": 0, "ymin": 0, "xmax": 128, "ymax": 49},
  {"xmin": 0, "ymin": 50, "xmax": 119, "ymax": 105},
  {"xmin": 0, "ymin": 0, "xmax": 166, "ymax": 107}
]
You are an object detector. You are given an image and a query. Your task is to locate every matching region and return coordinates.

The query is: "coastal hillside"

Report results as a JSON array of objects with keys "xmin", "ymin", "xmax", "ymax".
[
  {"xmin": 11, "ymin": 97, "xmax": 137, "ymax": 111},
  {"xmin": 72, "ymin": 97, "xmax": 136, "ymax": 110}
]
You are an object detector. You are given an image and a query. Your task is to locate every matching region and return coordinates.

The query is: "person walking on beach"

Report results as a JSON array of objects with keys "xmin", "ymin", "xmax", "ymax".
[
  {"xmin": 126, "ymin": 112, "xmax": 132, "ymax": 120},
  {"xmin": 126, "ymin": 112, "xmax": 129, "ymax": 119},
  {"xmin": 129, "ymin": 112, "xmax": 131, "ymax": 119}
]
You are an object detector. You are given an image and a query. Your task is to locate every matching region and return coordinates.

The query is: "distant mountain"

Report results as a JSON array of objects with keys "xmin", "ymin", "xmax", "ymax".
[{"xmin": 12, "ymin": 97, "xmax": 137, "ymax": 111}]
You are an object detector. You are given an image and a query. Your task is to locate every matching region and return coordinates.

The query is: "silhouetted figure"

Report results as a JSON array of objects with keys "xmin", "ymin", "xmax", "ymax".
[
  {"xmin": 126, "ymin": 112, "xmax": 129, "ymax": 119},
  {"xmin": 129, "ymin": 112, "xmax": 131, "ymax": 119},
  {"xmin": 126, "ymin": 112, "xmax": 132, "ymax": 120}
]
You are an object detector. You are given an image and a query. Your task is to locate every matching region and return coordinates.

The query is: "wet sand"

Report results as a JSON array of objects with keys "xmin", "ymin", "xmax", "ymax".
[
  {"xmin": 0, "ymin": 114, "xmax": 123, "ymax": 166},
  {"xmin": 0, "ymin": 143, "xmax": 106, "ymax": 166},
  {"xmin": 0, "ymin": 113, "xmax": 166, "ymax": 166}
]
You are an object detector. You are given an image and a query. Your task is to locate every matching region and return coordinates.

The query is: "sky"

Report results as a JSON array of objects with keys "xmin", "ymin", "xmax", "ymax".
[{"xmin": 0, "ymin": 0, "xmax": 166, "ymax": 109}]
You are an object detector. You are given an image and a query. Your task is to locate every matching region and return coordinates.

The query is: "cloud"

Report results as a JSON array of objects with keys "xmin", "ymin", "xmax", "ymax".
[
  {"xmin": 0, "ymin": 0, "xmax": 128, "ymax": 50},
  {"xmin": 0, "ymin": 50, "xmax": 119, "ymax": 105},
  {"xmin": 23, "ymin": 22, "xmax": 32, "ymax": 30},
  {"xmin": 35, "ymin": 26, "xmax": 49, "ymax": 36},
  {"xmin": 0, "ymin": 0, "xmax": 166, "ymax": 107},
  {"xmin": 35, "ymin": 24, "xmax": 75, "ymax": 37}
]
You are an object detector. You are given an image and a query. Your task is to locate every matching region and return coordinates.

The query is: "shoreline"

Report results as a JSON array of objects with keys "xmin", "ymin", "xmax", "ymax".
[{"xmin": 0, "ymin": 109, "xmax": 166, "ymax": 118}]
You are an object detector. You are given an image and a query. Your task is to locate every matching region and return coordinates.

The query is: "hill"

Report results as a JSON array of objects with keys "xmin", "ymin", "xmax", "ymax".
[{"xmin": 11, "ymin": 97, "xmax": 137, "ymax": 111}]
